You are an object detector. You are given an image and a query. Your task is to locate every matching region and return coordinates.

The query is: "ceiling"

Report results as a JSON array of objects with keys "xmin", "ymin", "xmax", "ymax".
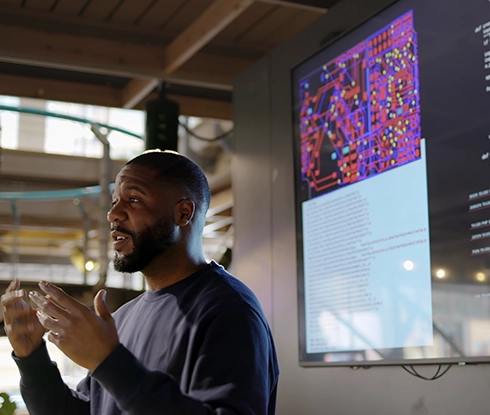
[
  {"xmin": 0, "ymin": 0, "xmax": 341, "ymax": 288},
  {"xmin": 0, "ymin": 0, "xmax": 341, "ymax": 119}
]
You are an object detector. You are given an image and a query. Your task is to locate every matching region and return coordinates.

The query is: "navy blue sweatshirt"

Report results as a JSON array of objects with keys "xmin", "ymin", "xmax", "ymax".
[{"xmin": 14, "ymin": 261, "xmax": 279, "ymax": 414}]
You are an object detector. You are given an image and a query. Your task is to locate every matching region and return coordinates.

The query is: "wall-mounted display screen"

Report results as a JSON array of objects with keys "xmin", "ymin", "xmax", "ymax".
[{"xmin": 292, "ymin": 0, "xmax": 490, "ymax": 366}]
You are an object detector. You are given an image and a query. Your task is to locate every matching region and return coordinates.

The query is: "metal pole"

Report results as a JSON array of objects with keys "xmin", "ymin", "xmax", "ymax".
[
  {"xmin": 10, "ymin": 200, "xmax": 19, "ymax": 280},
  {"xmin": 74, "ymin": 198, "xmax": 90, "ymax": 285},
  {"xmin": 91, "ymin": 124, "xmax": 111, "ymax": 291}
]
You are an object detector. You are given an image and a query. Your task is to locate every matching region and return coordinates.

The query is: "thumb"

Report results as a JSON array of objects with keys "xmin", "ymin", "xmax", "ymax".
[
  {"xmin": 94, "ymin": 290, "xmax": 111, "ymax": 320},
  {"xmin": 6, "ymin": 278, "xmax": 20, "ymax": 293}
]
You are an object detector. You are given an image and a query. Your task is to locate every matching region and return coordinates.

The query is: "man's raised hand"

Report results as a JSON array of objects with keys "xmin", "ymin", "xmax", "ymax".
[
  {"xmin": 1, "ymin": 279, "xmax": 45, "ymax": 358},
  {"xmin": 29, "ymin": 281, "xmax": 120, "ymax": 371}
]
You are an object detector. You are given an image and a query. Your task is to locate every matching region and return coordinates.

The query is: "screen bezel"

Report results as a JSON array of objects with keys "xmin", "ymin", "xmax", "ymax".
[{"xmin": 291, "ymin": 0, "xmax": 490, "ymax": 367}]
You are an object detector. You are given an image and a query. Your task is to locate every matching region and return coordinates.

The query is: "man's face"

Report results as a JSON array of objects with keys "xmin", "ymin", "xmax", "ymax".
[
  {"xmin": 108, "ymin": 164, "xmax": 179, "ymax": 273},
  {"xmin": 112, "ymin": 214, "xmax": 175, "ymax": 273}
]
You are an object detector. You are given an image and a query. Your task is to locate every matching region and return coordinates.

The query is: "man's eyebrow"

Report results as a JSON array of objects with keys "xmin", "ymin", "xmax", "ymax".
[
  {"xmin": 116, "ymin": 176, "xmax": 149, "ymax": 195},
  {"xmin": 125, "ymin": 184, "xmax": 148, "ymax": 194}
]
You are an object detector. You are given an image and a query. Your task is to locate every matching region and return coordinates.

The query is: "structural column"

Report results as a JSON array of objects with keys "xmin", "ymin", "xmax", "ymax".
[{"xmin": 18, "ymin": 98, "xmax": 46, "ymax": 152}]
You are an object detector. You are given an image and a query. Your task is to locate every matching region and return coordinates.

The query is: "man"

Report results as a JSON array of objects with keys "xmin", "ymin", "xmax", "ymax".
[{"xmin": 1, "ymin": 150, "xmax": 279, "ymax": 415}]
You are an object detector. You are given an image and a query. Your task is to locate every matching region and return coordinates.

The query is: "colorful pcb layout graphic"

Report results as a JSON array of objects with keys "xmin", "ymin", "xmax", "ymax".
[{"xmin": 298, "ymin": 11, "xmax": 421, "ymax": 199}]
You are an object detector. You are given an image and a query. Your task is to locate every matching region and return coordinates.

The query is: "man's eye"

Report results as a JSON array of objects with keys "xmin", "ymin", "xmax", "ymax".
[
  {"xmin": 111, "ymin": 200, "xmax": 117, "ymax": 207},
  {"xmin": 129, "ymin": 197, "xmax": 139, "ymax": 203}
]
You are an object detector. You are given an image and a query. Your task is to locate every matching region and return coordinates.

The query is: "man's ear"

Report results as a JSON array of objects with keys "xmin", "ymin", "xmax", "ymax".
[{"xmin": 175, "ymin": 199, "xmax": 195, "ymax": 226}]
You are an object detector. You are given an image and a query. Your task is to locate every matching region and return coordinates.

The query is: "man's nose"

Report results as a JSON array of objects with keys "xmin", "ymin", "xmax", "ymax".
[{"xmin": 107, "ymin": 201, "xmax": 127, "ymax": 223}]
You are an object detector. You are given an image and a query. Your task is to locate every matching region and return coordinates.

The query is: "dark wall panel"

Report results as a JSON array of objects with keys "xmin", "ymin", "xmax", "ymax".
[{"xmin": 233, "ymin": 0, "xmax": 490, "ymax": 414}]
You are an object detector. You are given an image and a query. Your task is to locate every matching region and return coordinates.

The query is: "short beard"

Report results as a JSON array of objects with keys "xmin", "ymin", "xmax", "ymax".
[{"xmin": 113, "ymin": 217, "xmax": 175, "ymax": 273}]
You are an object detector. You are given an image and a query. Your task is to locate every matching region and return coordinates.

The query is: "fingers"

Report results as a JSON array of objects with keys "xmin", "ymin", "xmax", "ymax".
[
  {"xmin": 5, "ymin": 279, "xmax": 20, "ymax": 293},
  {"xmin": 36, "ymin": 309, "xmax": 60, "ymax": 333},
  {"xmin": 2, "ymin": 281, "xmax": 50, "ymax": 358},
  {"xmin": 29, "ymin": 282, "xmax": 95, "ymax": 338},
  {"xmin": 46, "ymin": 330, "xmax": 60, "ymax": 345},
  {"xmin": 1, "ymin": 290, "xmax": 36, "ymax": 333},
  {"xmin": 28, "ymin": 291, "xmax": 70, "ymax": 325},
  {"xmin": 94, "ymin": 290, "xmax": 111, "ymax": 320},
  {"xmin": 37, "ymin": 281, "xmax": 82, "ymax": 312},
  {"xmin": 1, "ymin": 280, "xmax": 22, "ymax": 319}
]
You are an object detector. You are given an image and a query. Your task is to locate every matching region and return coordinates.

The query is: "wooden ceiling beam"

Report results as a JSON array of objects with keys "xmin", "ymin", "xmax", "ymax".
[
  {"xmin": 0, "ymin": 2, "xmax": 172, "ymax": 46},
  {"xmin": 0, "ymin": 148, "xmax": 126, "ymax": 185},
  {"xmin": 0, "ymin": 25, "xmax": 252, "ymax": 89},
  {"xmin": 0, "ymin": 73, "xmax": 122, "ymax": 108},
  {"xmin": 0, "ymin": 3, "xmax": 267, "ymax": 60},
  {"xmin": 122, "ymin": 0, "xmax": 254, "ymax": 109},
  {"xmin": 0, "ymin": 25, "xmax": 167, "ymax": 77},
  {"xmin": 163, "ymin": 0, "xmax": 255, "ymax": 74},
  {"xmin": 256, "ymin": 0, "xmax": 327, "ymax": 13},
  {"xmin": 0, "ymin": 73, "xmax": 232, "ymax": 119},
  {"xmin": 0, "ymin": 1, "xmax": 259, "ymax": 107},
  {"xmin": 0, "ymin": 254, "xmax": 73, "ymax": 265},
  {"xmin": 122, "ymin": 78, "xmax": 160, "ymax": 109},
  {"xmin": 0, "ymin": 214, "xmax": 94, "ymax": 230}
]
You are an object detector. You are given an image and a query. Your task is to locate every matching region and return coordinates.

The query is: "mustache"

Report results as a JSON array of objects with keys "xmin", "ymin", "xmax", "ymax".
[{"xmin": 111, "ymin": 225, "xmax": 135, "ymax": 238}]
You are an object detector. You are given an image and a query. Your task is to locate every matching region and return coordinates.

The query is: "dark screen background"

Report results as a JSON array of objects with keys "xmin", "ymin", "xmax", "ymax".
[{"xmin": 292, "ymin": 0, "xmax": 490, "ymax": 365}]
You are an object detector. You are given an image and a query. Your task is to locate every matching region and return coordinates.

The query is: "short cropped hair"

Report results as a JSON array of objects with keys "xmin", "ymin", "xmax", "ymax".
[{"xmin": 126, "ymin": 150, "xmax": 211, "ymax": 215}]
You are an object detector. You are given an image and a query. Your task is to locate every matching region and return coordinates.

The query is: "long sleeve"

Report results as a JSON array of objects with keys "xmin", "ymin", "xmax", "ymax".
[
  {"xmin": 12, "ymin": 263, "xmax": 279, "ymax": 415},
  {"xmin": 13, "ymin": 340, "xmax": 90, "ymax": 415},
  {"xmin": 91, "ymin": 305, "xmax": 278, "ymax": 415}
]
